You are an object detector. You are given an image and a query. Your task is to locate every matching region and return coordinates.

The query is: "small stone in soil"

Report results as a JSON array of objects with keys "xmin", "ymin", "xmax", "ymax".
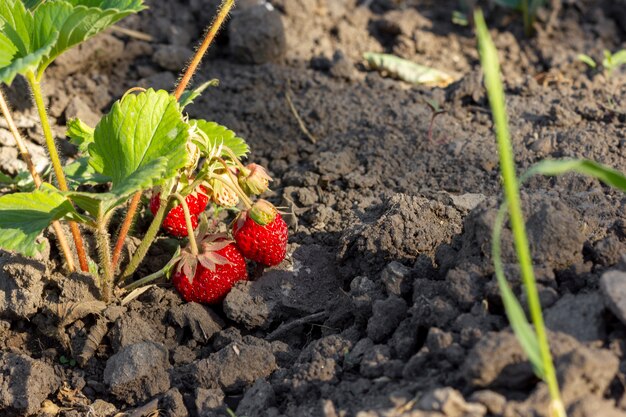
[
  {"xmin": 229, "ymin": 4, "xmax": 287, "ymax": 64},
  {"xmin": 236, "ymin": 379, "xmax": 275, "ymax": 417},
  {"xmin": 153, "ymin": 45, "xmax": 194, "ymax": 72},
  {"xmin": 190, "ymin": 341, "xmax": 277, "ymax": 392},
  {"xmin": 103, "ymin": 341, "xmax": 171, "ymax": 405},
  {"xmin": 159, "ymin": 388, "xmax": 188, "ymax": 417},
  {"xmin": 600, "ymin": 270, "xmax": 626, "ymax": 326},
  {"xmin": 0, "ymin": 253, "xmax": 46, "ymax": 319},
  {"xmin": 0, "ymin": 353, "xmax": 60, "ymax": 415},
  {"xmin": 366, "ymin": 295, "xmax": 407, "ymax": 343},
  {"xmin": 380, "ymin": 261, "xmax": 413, "ymax": 297},
  {"xmin": 169, "ymin": 302, "xmax": 224, "ymax": 344},
  {"xmin": 194, "ymin": 388, "xmax": 225, "ymax": 416},
  {"xmin": 418, "ymin": 387, "xmax": 487, "ymax": 417},
  {"xmin": 545, "ymin": 292, "xmax": 605, "ymax": 342}
]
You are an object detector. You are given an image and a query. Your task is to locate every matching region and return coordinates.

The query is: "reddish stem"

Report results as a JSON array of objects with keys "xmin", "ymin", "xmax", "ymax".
[
  {"xmin": 111, "ymin": 192, "xmax": 141, "ymax": 270},
  {"xmin": 112, "ymin": 0, "xmax": 236, "ymax": 278},
  {"xmin": 173, "ymin": 0, "xmax": 235, "ymax": 100}
]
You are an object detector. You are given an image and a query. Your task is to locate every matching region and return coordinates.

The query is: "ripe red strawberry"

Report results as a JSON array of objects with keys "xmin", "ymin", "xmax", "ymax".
[
  {"xmin": 233, "ymin": 200, "xmax": 288, "ymax": 266},
  {"xmin": 172, "ymin": 234, "xmax": 248, "ymax": 304},
  {"xmin": 150, "ymin": 186, "xmax": 209, "ymax": 237}
]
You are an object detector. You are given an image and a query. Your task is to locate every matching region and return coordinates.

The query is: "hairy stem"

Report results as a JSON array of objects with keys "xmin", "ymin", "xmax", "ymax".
[
  {"xmin": 95, "ymin": 215, "xmax": 114, "ymax": 302},
  {"xmin": 0, "ymin": 89, "xmax": 76, "ymax": 272},
  {"xmin": 120, "ymin": 196, "xmax": 170, "ymax": 283},
  {"xmin": 173, "ymin": 0, "xmax": 236, "ymax": 99},
  {"xmin": 172, "ymin": 193, "xmax": 199, "ymax": 255},
  {"xmin": 26, "ymin": 71, "xmax": 90, "ymax": 272},
  {"xmin": 111, "ymin": 0, "xmax": 236, "ymax": 274},
  {"xmin": 111, "ymin": 192, "xmax": 141, "ymax": 270}
]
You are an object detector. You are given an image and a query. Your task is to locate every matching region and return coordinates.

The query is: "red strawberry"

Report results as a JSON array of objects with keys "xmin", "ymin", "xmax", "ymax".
[
  {"xmin": 172, "ymin": 234, "xmax": 248, "ymax": 304},
  {"xmin": 150, "ymin": 186, "xmax": 209, "ymax": 237},
  {"xmin": 233, "ymin": 200, "xmax": 288, "ymax": 266}
]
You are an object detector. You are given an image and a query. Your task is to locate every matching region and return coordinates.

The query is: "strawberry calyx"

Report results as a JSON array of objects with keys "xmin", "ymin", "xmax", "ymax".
[
  {"xmin": 173, "ymin": 233, "xmax": 234, "ymax": 285},
  {"xmin": 248, "ymin": 199, "xmax": 278, "ymax": 226},
  {"xmin": 238, "ymin": 163, "xmax": 272, "ymax": 195}
]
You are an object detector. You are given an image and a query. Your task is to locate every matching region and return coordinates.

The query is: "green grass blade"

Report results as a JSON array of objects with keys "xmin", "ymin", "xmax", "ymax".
[
  {"xmin": 475, "ymin": 9, "xmax": 565, "ymax": 417},
  {"xmin": 522, "ymin": 159, "xmax": 626, "ymax": 191},
  {"xmin": 492, "ymin": 202, "xmax": 545, "ymax": 378}
]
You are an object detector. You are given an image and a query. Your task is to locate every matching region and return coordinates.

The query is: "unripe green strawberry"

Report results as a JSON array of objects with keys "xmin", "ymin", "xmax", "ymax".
[
  {"xmin": 233, "ymin": 200, "xmax": 288, "ymax": 266},
  {"xmin": 208, "ymin": 172, "xmax": 239, "ymax": 208},
  {"xmin": 238, "ymin": 163, "xmax": 272, "ymax": 195}
]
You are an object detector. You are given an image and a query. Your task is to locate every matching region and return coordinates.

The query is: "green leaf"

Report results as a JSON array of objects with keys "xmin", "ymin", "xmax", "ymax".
[
  {"xmin": 23, "ymin": 0, "xmax": 45, "ymax": 9},
  {"xmin": 89, "ymin": 89, "xmax": 189, "ymax": 188},
  {"xmin": 0, "ymin": 171, "xmax": 17, "ymax": 186},
  {"xmin": 64, "ymin": 157, "xmax": 111, "ymax": 186},
  {"xmin": 577, "ymin": 54, "xmax": 596, "ymax": 69},
  {"xmin": 68, "ymin": 158, "xmax": 168, "ymax": 218},
  {"xmin": 0, "ymin": 0, "xmax": 145, "ymax": 85},
  {"xmin": 66, "ymin": 118, "xmax": 94, "ymax": 152},
  {"xmin": 0, "ymin": 184, "xmax": 76, "ymax": 256},
  {"xmin": 0, "ymin": 26, "xmax": 17, "ymax": 68},
  {"xmin": 37, "ymin": 0, "xmax": 146, "ymax": 73},
  {"xmin": 522, "ymin": 159, "xmax": 626, "ymax": 192},
  {"xmin": 194, "ymin": 119, "xmax": 249, "ymax": 159},
  {"xmin": 0, "ymin": 0, "xmax": 57, "ymax": 85},
  {"xmin": 179, "ymin": 79, "xmax": 219, "ymax": 109},
  {"xmin": 492, "ymin": 203, "xmax": 545, "ymax": 378}
]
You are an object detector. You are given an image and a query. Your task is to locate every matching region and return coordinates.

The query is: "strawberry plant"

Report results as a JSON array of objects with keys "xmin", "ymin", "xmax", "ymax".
[{"xmin": 0, "ymin": 0, "xmax": 289, "ymax": 305}]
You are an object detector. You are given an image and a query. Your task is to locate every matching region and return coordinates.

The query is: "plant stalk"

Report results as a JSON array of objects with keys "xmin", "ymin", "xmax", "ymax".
[
  {"xmin": 0, "ymin": 89, "xmax": 76, "ymax": 272},
  {"xmin": 173, "ymin": 0, "xmax": 236, "ymax": 99},
  {"xmin": 122, "ymin": 266, "xmax": 167, "ymax": 292},
  {"xmin": 95, "ymin": 215, "xmax": 114, "ymax": 302},
  {"xmin": 120, "ymin": 196, "xmax": 170, "ymax": 282},
  {"xmin": 173, "ymin": 193, "xmax": 199, "ymax": 255},
  {"xmin": 26, "ymin": 71, "xmax": 90, "ymax": 272},
  {"xmin": 475, "ymin": 10, "xmax": 564, "ymax": 417},
  {"xmin": 111, "ymin": 192, "xmax": 141, "ymax": 270},
  {"xmin": 112, "ymin": 0, "xmax": 236, "ymax": 277}
]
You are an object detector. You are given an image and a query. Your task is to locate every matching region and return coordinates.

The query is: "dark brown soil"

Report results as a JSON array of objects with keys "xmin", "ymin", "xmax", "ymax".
[{"xmin": 1, "ymin": 0, "xmax": 626, "ymax": 416}]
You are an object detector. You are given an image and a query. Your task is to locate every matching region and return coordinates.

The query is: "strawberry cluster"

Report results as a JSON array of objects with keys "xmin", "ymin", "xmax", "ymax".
[{"xmin": 152, "ymin": 156, "xmax": 288, "ymax": 305}]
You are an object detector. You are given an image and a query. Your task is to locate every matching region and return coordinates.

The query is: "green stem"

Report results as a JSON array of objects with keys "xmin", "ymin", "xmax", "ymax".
[
  {"xmin": 95, "ymin": 215, "xmax": 114, "ymax": 302},
  {"xmin": 26, "ymin": 71, "xmax": 67, "ymax": 191},
  {"xmin": 122, "ymin": 265, "xmax": 167, "ymax": 292},
  {"xmin": 172, "ymin": 193, "xmax": 199, "ymax": 255},
  {"xmin": 26, "ymin": 71, "xmax": 90, "ymax": 273},
  {"xmin": 120, "ymin": 195, "xmax": 170, "ymax": 283},
  {"xmin": 475, "ymin": 10, "xmax": 564, "ymax": 417},
  {"xmin": 214, "ymin": 157, "xmax": 253, "ymax": 208}
]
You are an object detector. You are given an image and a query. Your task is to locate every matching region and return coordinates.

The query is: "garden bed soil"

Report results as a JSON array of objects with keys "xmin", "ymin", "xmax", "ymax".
[{"xmin": 1, "ymin": 0, "xmax": 626, "ymax": 416}]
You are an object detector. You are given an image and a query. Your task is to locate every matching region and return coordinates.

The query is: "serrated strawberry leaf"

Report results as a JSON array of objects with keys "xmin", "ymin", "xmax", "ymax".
[
  {"xmin": 0, "ymin": 184, "xmax": 78, "ymax": 256},
  {"xmin": 64, "ymin": 157, "xmax": 110, "ymax": 186},
  {"xmin": 23, "ymin": 0, "xmax": 45, "ymax": 9},
  {"xmin": 193, "ymin": 119, "xmax": 249, "ymax": 159},
  {"xmin": 66, "ymin": 118, "xmax": 94, "ymax": 153},
  {"xmin": 0, "ymin": 0, "xmax": 144, "ymax": 85},
  {"xmin": 68, "ymin": 158, "xmax": 168, "ymax": 218},
  {"xmin": 0, "ymin": 27, "xmax": 17, "ymax": 68},
  {"xmin": 0, "ymin": 0, "xmax": 56, "ymax": 85},
  {"xmin": 37, "ymin": 0, "xmax": 146, "ymax": 73},
  {"xmin": 88, "ymin": 89, "xmax": 189, "ymax": 189}
]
